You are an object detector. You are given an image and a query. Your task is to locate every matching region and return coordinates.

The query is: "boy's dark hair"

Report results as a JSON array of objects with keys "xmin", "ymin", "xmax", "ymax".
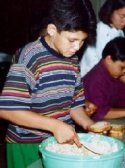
[
  {"xmin": 99, "ymin": 0, "xmax": 125, "ymax": 25},
  {"xmin": 102, "ymin": 37, "xmax": 125, "ymax": 61},
  {"xmin": 41, "ymin": 0, "xmax": 96, "ymax": 45}
]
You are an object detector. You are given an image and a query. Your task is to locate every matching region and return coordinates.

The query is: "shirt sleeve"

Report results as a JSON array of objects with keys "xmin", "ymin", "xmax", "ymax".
[
  {"xmin": 84, "ymin": 77, "xmax": 111, "ymax": 121},
  {"xmin": 0, "ymin": 64, "xmax": 36, "ymax": 110},
  {"xmin": 71, "ymin": 72, "xmax": 85, "ymax": 109}
]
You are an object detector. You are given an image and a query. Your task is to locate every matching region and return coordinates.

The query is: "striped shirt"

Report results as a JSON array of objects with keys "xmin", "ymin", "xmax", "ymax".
[{"xmin": 0, "ymin": 37, "xmax": 85, "ymax": 143}]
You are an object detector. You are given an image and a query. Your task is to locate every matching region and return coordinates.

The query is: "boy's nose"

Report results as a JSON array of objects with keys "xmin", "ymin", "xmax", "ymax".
[
  {"xmin": 73, "ymin": 42, "xmax": 80, "ymax": 51},
  {"xmin": 122, "ymin": 20, "xmax": 125, "ymax": 28},
  {"xmin": 122, "ymin": 70, "xmax": 125, "ymax": 75}
]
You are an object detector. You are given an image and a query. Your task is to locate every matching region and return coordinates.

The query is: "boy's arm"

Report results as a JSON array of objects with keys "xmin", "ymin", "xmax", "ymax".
[
  {"xmin": 0, "ymin": 109, "xmax": 81, "ymax": 146},
  {"xmin": 70, "ymin": 106, "xmax": 94, "ymax": 130},
  {"xmin": 104, "ymin": 108, "xmax": 125, "ymax": 119}
]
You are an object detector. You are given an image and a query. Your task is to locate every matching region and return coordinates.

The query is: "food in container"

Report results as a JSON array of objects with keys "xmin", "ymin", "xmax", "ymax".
[
  {"xmin": 45, "ymin": 136, "xmax": 118, "ymax": 156},
  {"xmin": 39, "ymin": 133, "xmax": 125, "ymax": 168}
]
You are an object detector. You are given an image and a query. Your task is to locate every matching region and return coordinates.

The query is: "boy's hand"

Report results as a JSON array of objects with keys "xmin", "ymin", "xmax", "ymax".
[
  {"xmin": 52, "ymin": 120, "xmax": 81, "ymax": 147},
  {"xmin": 84, "ymin": 101, "xmax": 97, "ymax": 116},
  {"xmin": 120, "ymin": 74, "xmax": 125, "ymax": 83}
]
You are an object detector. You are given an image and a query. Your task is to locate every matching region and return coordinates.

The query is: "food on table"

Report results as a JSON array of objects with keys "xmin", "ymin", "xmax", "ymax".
[
  {"xmin": 109, "ymin": 124, "xmax": 125, "ymax": 139},
  {"xmin": 88, "ymin": 121, "xmax": 111, "ymax": 134}
]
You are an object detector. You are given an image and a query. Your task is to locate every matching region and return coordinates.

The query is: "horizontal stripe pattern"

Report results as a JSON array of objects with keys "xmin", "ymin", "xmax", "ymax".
[{"xmin": 0, "ymin": 37, "xmax": 85, "ymax": 143}]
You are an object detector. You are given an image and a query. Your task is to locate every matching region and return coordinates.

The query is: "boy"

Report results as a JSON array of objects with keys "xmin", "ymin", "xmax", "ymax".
[
  {"xmin": 83, "ymin": 37, "xmax": 125, "ymax": 121},
  {"xmin": 0, "ymin": 0, "xmax": 96, "ymax": 167}
]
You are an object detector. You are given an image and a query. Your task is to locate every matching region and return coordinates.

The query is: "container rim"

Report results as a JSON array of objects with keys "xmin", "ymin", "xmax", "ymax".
[{"xmin": 39, "ymin": 133, "xmax": 125, "ymax": 160}]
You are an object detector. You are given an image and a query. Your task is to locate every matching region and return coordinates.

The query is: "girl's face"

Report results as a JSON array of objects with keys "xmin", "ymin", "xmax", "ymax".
[{"xmin": 110, "ymin": 7, "xmax": 125, "ymax": 29}]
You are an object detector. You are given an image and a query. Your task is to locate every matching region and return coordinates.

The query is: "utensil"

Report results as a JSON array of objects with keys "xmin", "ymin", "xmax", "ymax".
[{"xmin": 81, "ymin": 143, "xmax": 102, "ymax": 155}]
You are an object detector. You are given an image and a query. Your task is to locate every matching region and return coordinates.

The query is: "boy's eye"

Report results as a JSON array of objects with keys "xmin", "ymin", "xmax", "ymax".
[
  {"xmin": 119, "ymin": 15, "xmax": 125, "ymax": 19},
  {"xmin": 69, "ymin": 39, "xmax": 75, "ymax": 43},
  {"xmin": 121, "ymin": 67, "xmax": 125, "ymax": 71}
]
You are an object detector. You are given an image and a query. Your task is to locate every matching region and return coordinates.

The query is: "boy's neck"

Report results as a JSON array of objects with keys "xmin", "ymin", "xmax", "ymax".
[{"xmin": 44, "ymin": 35, "xmax": 57, "ymax": 52}]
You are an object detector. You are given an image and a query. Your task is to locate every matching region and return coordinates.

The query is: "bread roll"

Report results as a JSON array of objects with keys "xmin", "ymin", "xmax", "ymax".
[
  {"xmin": 110, "ymin": 124, "xmax": 125, "ymax": 131},
  {"xmin": 88, "ymin": 121, "xmax": 111, "ymax": 133},
  {"xmin": 109, "ymin": 124, "xmax": 125, "ymax": 139},
  {"xmin": 109, "ymin": 130, "xmax": 125, "ymax": 139}
]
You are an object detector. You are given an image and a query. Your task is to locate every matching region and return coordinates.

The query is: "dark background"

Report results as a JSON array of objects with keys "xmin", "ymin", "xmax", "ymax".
[
  {"xmin": 0, "ymin": 0, "xmax": 49, "ymax": 55},
  {"xmin": 0, "ymin": 0, "xmax": 50, "ymax": 93}
]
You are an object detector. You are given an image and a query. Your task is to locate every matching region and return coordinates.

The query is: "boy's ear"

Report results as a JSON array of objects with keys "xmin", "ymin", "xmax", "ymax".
[
  {"xmin": 47, "ymin": 24, "xmax": 57, "ymax": 36},
  {"xmin": 105, "ymin": 55, "xmax": 113, "ymax": 64},
  {"xmin": 106, "ymin": 55, "xmax": 112, "ymax": 61},
  {"xmin": 107, "ymin": 55, "xmax": 111, "ymax": 58}
]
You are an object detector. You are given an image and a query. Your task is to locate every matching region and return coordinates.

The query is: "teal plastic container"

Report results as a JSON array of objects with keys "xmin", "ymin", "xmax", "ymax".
[{"xmin": 39, "ymin": 133, "xmax": 125, "ymax": 168}]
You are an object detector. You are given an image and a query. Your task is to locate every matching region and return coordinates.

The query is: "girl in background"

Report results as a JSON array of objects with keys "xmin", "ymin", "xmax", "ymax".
[{"xmin": 80, "ymin": 0, "xmax": 125, "ymax": 77}]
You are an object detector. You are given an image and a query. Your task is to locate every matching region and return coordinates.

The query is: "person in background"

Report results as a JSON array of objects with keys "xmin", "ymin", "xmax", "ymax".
[
  {"xmin": 80, "ymin": 0, "xmax": 125, "ymax": 77},
  {"xmin": 83, "ymin": 37, "xmax": 125, "ymax": 121},
  {"xmin": 0, "ymin": 0, "xmax": 97, "ymax": 168}
]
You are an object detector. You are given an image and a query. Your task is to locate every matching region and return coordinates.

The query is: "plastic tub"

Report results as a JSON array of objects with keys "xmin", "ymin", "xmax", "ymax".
[{"xmin": 39, "ymin": 133, "xmax": 125, "ymax": 168}]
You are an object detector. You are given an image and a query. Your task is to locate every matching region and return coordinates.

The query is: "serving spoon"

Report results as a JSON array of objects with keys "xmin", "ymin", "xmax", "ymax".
[{"xmin": 81, "ymin": 143, "xmax": 103, "ymax": 155}]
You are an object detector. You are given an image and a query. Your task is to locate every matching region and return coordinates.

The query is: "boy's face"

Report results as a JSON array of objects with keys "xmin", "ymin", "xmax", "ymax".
[
  {"xmin": 46, "ymin": 24, "xmax": 88, "ymax": 57},
  {"xmin": 106, "ymin": 56, "xmax": 125, "ymax": 78}
]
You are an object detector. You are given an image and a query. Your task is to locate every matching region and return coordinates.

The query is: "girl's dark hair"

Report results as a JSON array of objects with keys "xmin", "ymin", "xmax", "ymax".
[
  {"xmin": 99, "ymin": 0, "xmax": 125, "ymax": 25},
  {"xmin": 41, "ymin": 0, "xmax": 96, "ymax": 45},
  {"xmin": 102, "ymin": 37, "xmax": 125, "ymax": 61}
]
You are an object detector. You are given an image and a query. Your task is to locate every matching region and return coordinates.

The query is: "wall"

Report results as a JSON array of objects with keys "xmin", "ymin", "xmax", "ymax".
[{"xmin": 90, "ymin": 0, "xmax": 106, "ymax": 20}]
